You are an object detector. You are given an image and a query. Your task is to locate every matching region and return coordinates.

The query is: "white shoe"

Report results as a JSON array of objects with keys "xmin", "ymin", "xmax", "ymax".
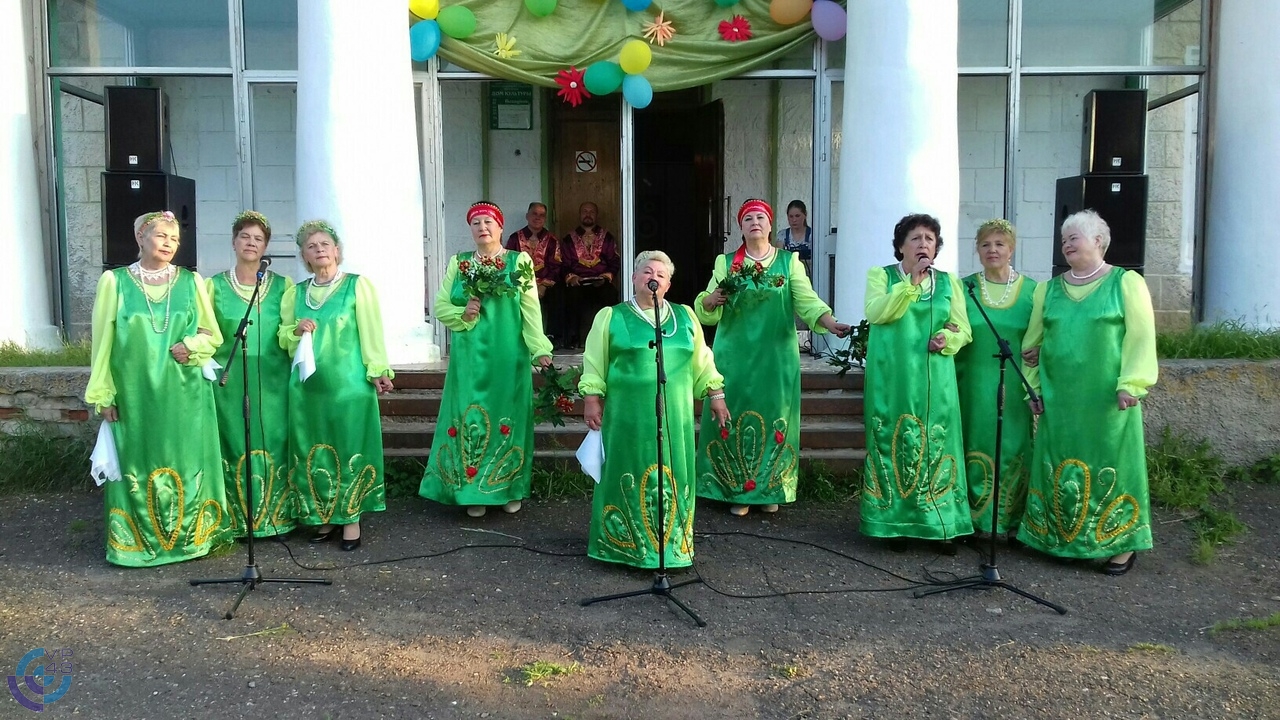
[
  {"xmin": 729, "ymin": 504, "xmax": 750, "ymax": 517},
  {"xmin": 466, "ymin": 506, "xmax": 487, "ymax": 518},
  {"xmin": 502, "ymin": 500, "xmax": 522, "ymax": 514},
  {"xmin": 761, "ymin": 504, "xmax": 780, "ymax": 514}
]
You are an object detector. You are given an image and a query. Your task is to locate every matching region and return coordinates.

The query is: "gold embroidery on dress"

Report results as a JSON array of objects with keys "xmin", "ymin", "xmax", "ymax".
[
  {"xmin": 107, "ymin": 508, "xmax": 146, "ymax": 553},
  {"xmin": 864, "ymin": 414, "xmax": 961, "ymax": 510},
  {"xmin": 434, "ymin": 405, "xmax": 525, "ymax": 492},
  {"xmin": 1023, "ymin": 457, "xmax": 1144, "ymax": 548},
  {"xmin": 702, "ymin": 412, "xmax": 797, "ymax": 495},
  {"xmin": 229, "ymin": 449, "xmax": 276, "ymax": 532},
  {"xmin": 147, "ymin": 467, "xmax": 185, "ymax": 552},
  {"xmin": 303, "ymin": 444, "xmax": 342, "ymax": 523},
  {"xmin": 192, "ymin": 499, "xmax": 224, "ymax": 546},
  {"xmin": 343, "ymin": 455, "xmax": 380, "ymax": 516}
]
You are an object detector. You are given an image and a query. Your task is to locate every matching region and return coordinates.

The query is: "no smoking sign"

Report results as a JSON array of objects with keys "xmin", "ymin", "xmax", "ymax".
[{"xmin": 575, "ymin": 150, "xmax": 597, "ymax": 173}]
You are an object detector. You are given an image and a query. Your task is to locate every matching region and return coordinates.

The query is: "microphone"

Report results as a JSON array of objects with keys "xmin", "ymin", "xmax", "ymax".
[
  {"xmin": 646, "ymin": 279, "xmax": 659, "ymax": 292},
  {"xmin": 965, "ymin": 278, "xmax": 977, "ymax": 293},
  {"xmin": 256, "ymin": 257, "xmax": 272, "ymax": 279}
]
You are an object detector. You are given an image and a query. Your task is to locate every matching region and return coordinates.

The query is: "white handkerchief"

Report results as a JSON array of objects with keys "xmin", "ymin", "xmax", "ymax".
[
  {"xmin": 293, "ymin": 331, "xmax": 316, "ymax": 382},
  {"xmin": 576, "ymin": 429, "xmax": 605, "ymax": 483},
  {"xmin": 201, "ymin": 358, "xmax": 222, "ymax": 382},
  {"xmin": 90, "ymin": 420, "xmax": 122, "ymax": 486}
]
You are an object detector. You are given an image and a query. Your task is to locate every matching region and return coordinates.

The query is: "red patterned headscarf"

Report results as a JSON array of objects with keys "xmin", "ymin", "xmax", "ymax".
[
  {"xmin": 467, "ymin": 201, "xmax": 504, "ymax": 228},
  {"xmin": 737, "ymin": 198, "xmax": 774, "ymax": 226}
]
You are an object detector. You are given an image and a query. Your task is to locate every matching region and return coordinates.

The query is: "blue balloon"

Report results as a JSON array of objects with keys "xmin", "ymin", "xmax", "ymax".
[
  {"xmin": 409, "ymin": 20, "xmax": 442, "ymax": 62},
  {"xmin": 620, "ymin": 0, "xmax": 651, "ymax": 11},
  {"xmin": 622, "ymin": 74, "xmax": 653, "ymax": 109}
]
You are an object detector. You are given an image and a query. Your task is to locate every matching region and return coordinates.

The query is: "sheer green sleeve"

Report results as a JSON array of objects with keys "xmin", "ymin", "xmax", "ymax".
[
  {"xmin": 864, "ymin": 266, "xmax": 920, "ymax": 324},
  {"xmin": 939, "ymin": 273, "xmax": 972, "ymax": 356},
  {"xmin": 1021, "ymin": 280, "xmax": 1049, "ymax": 394},
  {"xmin": 578, "ymin": 307, "xmax": 613, "ymax": 397},
  {"xmin": 85, "ymin": 271, "xmax": 118, "ymax": 412},
  {"xmin": 181, "ymin": 272, "xmax": 223, "ymax": 366},
  {"xmin": 516, "ymin": 251, "xmax": 553, "ymax": 363},
  {"xmin": 686, "ymin": 305, "xmax": 725, "ymax": 397},
  {"xmin": 789, "ymin": 253, "xmax": 834, "ymax": 332},
  {"xmin": 1118, "ymin": 270, "xmax": 1159, "ymax": 398},
  {"xmin": 693, "ymin": 254, "xmax": 728, "ymax": 326},
  {"xmin": 434, "ymin": 255, "xmax": 477, "ymax": 332},
  {"xmin": 277, "ymin": 280, "xmax": 300, "ymax": 354},
  {"xmin": 355, "ymin": 275, "xmax": 394, "ymax": 380}
]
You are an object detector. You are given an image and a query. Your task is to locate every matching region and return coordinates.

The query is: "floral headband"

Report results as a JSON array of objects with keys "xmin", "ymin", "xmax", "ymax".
[
  {"xmin": 139, "ymin": 210, "xmax": 176, "ymax": 230},
  {"xmin": 296, "ymin": 219, "xmax": 341, "ymax": 246},
  {"xmin": 467, "ymin": 201, "xmax": 504, "ymax": 228},
  {"xmin": 737, "ymin": 199, "xmax": 773, "ymax": 225},
  {"xmin": 977, "ymin": 218, "xmax": 1017, "ymax": 242},
  {"xmin": 234, "ymin": 210, "xmax": 271, "ymax": 234}
]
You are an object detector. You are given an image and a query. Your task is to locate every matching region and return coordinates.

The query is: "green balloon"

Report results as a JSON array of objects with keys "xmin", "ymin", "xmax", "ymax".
[
  {"xmin": 714, "ymin": 0, "xmax": 738, "ymax": 7},
  {"xmin": 436, "ymin": 5, "xmax": 477, "ymax": 39},
  {"xmin": 583, "ymin": 62, "xmax": 624, "ymax": 95},
  {"xmin": 525, "ymin": 0, "xmax": 557, "ymax": 18}
]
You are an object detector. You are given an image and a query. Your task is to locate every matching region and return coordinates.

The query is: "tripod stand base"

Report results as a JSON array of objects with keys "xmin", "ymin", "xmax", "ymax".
[
  {"xmin": 191, "ymin": 564, "xmax": 332, "ymax": 620},
  {"xmin": 913, "ymin": 570, "xmax": 1067, "ymax": 615},
  {"xmin": 580, "ymin": 573, "xmax": 707, "ymax": 627}
]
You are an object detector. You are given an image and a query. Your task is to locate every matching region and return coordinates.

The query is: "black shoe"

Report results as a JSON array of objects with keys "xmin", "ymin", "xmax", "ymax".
[
  {"xmin": 938, "ymin": 540, "xmax": 958, "ymax": 556},
  {"xmin": 340, "ymin": 536, "xmax": 361, "ymax": 552},
  {"xmin": 886, "ymin": 537, "xmax": 909, "ymax": 553},
  {"xmin": 1102, "ymin": 552, "xmax": 1136, "ymax": 576},
  {"xmin": 309, "ymin": 527, "xmax": 338, "ymax": 544}
]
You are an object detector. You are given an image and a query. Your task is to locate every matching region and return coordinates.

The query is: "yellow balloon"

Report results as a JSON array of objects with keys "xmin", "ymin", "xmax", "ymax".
[
  {"xmin": 769, "ymin": 0, "xmax": 813, "ymax": 26},
  {"xmin": 409, "ymin": 0, "xmax": 439, "ymax": 21},
  {"xmin": 619, "ymin": 39, "xmax": 652, "ymax": 76}
]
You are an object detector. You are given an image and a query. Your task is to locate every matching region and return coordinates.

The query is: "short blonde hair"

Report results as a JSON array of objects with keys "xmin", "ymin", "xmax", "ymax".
[
  {"xmin": 133, "ymin": 211, "xmax": 178, "ymax": 241},
  {"xmin": 296, "ymin": 220, "xmax": 343, "ymax": 273},
  {"xmin": 633, "ymin": 250, "xmax": 675, "ymax": 277},
  {"xmin": 1061, "ymin": 209, "xmax": 1111, "ymax": 253},
  {"xmin": 975, "ymin": 218, "xmax": 1017, "ymax": 252}
]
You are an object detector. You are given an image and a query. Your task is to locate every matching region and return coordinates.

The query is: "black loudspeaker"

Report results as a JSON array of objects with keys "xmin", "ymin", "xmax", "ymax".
[
  {"xmin": 1081, "ymin": 89, "xmax": 1147, "ymax": 175},
  {"xmin": 101, "ymin": 172, "xmax": 197, "ymax": 268},
  {"xmin": 1053, "ymin": 175, "xmax": 1148, "ymax": 270},
  {"xmin": 105, "ymin": 86, "xmax": 169, "ymax": 172}
]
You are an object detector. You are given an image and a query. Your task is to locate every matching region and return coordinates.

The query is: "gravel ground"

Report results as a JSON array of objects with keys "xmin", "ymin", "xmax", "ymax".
[{"xmin": 1, "ymin": 484, "xmax": 1278, "ymax": 720}]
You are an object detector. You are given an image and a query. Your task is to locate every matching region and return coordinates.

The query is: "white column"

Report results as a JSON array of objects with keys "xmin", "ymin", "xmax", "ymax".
[
  {"xmin": 297, "ymin": 0, "xmax": 440, "ymax": 362},
  {"xmin": 833, "ymin": 1, "xmax": 959, "ymax": 323},
  {"xmin": 1203, "ymin": 1, "xmax": 1280, "ymax": 329},
  {"xmin": 0, "ymin": 0, "xmax": 59, "ymax": 349}
]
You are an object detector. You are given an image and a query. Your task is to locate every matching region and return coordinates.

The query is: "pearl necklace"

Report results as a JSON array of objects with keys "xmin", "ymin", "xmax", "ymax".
[
  {"xmin": 744, "ymin": 245, "xmax": 775, "ymax": 263},
  {"xmin": 128, "ymin": 263, "xmax": 176, "ymax": 334},
  {"xmin": 628, "ymin": 299, "xmax": 676, "ymax": 338},
  {"xmin": 899, "ymin": 262, "xmax": 934, "ymax": 301},
  {"xmin": 980, "ymin": 270, "xmax": 1018, "ymax": 307},
  {"xmin": 305, "ymin": 271, "xmax": 345, "ymax": 311},
  {"xmin": 1069, "ymin": 262, "xmax": 1106, "ymax": 281},
  {"xmin": 227, "ymin": 269, "xmax": 271, "ymax": 305},
  {"xmin": 475, "ymin": 247, "xmax": 504, "ymax": 261}
]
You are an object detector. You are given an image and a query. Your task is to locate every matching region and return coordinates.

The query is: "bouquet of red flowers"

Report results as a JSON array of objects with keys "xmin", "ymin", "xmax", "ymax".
[
  {"xmin": 717, "ymin": 258, "xmax": 783, "ymax": 295},
  {"xmin": 533, "ymin": 364, "xmax": 582, "ymax": 427},
  {"xmin": 458, "ymin": 253, "xmax": 533, "ymax": 299}
]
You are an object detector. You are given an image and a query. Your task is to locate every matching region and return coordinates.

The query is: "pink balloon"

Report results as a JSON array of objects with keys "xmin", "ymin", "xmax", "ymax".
[{"xmin": 811, "ymin": 0, "xmax": 847, "ymax": 42}]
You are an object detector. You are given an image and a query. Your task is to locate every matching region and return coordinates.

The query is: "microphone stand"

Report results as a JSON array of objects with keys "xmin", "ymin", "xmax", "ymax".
[
  {"xmin": 191, "ymin": 261, "xmax": 331, "ymax": 619},
  {"xmin": 580, "ymin": 283, "xmax": 706, "ymax": 627},
  {"xmin": 914, "ymin": 279, "xmax": 1066, "ymax": 615}
]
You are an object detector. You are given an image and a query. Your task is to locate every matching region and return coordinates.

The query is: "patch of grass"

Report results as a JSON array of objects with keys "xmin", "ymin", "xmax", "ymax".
[
  {"xmin": 68, "ymin": 519, "xmax": 90, "ymax": 533},
  {"xmin": 774, "ymin": 664, "xmax": 809, "ymax": 680},
  {"xmin": 205, "ymin": 537, "xmax": 240, "ymax": 559},
  {"xmin": 1227, "ymin": 453, "xmax": 1280, "ymax": 485},
  {"xmin": 1145, "ymin": 429, "xmax": 1248, "ymax": 564},
  {"xmin": 587, "ymin": 694, "xmax": 605, "ymax": 708},
  {"xmin": 0, "ymin": 422, "xmax": 93, "ymax": 495},
  {"xmin": 1189, "ymin": 507, "xmax": 1248, "ymax": 565},
  {"xmin": 0, "ymin": 340, "xmax": 92, "ymax": 367},
  {"xmin": 530, "ymin": 460, "xmax": 593, "ymax": 500},
  {"xmin": 516, "ymin": 660, "xmax": 581, "ymax": 686},
  {"xmin": 1209, "ymin": 611, "xmax": 1280, "ymax": 637},
  {"xmin": 1127, "ymin": 642, "xmax": 1177, "ymax": 655},
  {"xmin": 383, "ymin": 457, "xmax": 425, "ymax": 499},
  {"xmin": 1156, "ymin": 321, "xmax": 1280, "ymax": 360},
  {"xmin": 797, "ymin": 461, "xmax": 862, "ymax": 502}
]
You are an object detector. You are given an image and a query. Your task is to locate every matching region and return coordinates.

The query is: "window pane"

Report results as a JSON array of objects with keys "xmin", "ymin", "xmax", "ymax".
[
  {"xmin": 250, "ymin": 84, "xmax": 300, "ymax": 273},
  {"xmin": 960, "ymin": 0, "xmax": 1010, "ymax": 67},
  {"xmin": 959, "ymin": 76, "xmax": 1009, "ymax": 278},
  {"xmin": 1022, "ymin": 0, "xmax": 1202, "ymax": 68},
  {"xmin": 50, "ymin": 0, "xmax": 230, "ymax": 67},
  {"xmin": 244, "ymin": 0, "xmax": 298, "ymax": 71},
  {"xmin": 1144, "ymin": 77, "xmax": 1199, "ymax": 328}
]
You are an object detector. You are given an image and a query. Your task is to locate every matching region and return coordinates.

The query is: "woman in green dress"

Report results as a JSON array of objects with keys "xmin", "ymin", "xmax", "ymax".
[
  {"xmin": 419, "ymin": 202, "xmax": 554, "ymax": 518},
  {"xmin": 582, "ymin": 251, "xmax": 731, "ymax": 569},
  {"xmin": 955, "ymin": 219, "xmax": 1037, "ymax": 539},
  {"xmin": 861, "ymin": 213, "xmax": 974, "ymax": 551},
  {"xmin": 85, "ymin": 210, "xmax": 230, "ymax": 567},
  {"xmin": 695, "ymin": 199, "xmax": 850, "ymax": 517},
  {"xmin": 207, "ymin": 211, "xmax": 296, "ymax": 538},
  {"xmin": 279, "ymin": 220, "xmax": 394, "ymax": 551},
  {"xmin": 1017, "ymin": 210, "xmax": 1157, "ymax": 575}
]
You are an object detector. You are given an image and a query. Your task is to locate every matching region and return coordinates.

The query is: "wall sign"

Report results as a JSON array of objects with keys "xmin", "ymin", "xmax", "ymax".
[
  {"xmin": 488, "ymin": 82, "xmax": 533, "ymax": 130},
  {"xmin": 575, "ymin": 150, "xmax": 598, "ymax": 173}
]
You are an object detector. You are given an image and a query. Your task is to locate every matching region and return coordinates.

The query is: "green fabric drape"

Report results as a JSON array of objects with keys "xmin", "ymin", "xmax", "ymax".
[{"xmin": 434, "ymin": 0, "xmax": 822, "ymax": 92}]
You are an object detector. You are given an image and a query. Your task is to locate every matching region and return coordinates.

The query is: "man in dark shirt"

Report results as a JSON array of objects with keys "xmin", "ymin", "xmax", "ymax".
[
  {"xmin": 559, "ymin": 201, "xmax": 621, "ymax": 349},
  {"xmin": 504, "ymin": 202, "xmax": 562, "ymax": 343}
]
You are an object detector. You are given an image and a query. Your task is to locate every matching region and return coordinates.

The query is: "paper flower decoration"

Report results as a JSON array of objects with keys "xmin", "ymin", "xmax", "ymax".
[
  {"xmin": 718, "ymin": 14, "xmax": 752, "ymax": 42},
  {"xmin": 555, "ymin": 66, "xmax": 591, "ymax": 107},
  {"xmin": 493, "ymin": 33, "xmax": 521, "ymax": 59},
  {"xmin": 642, "ymin": 11, "xmax": 675, "ymax": 46}
]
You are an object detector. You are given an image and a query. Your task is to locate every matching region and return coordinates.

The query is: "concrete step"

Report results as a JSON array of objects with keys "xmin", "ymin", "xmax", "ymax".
[
  {"xmin": 389, "ymin": 367, "xmax": 864, "ymax": 392},
  {"xmin": 380, "ymin": 388, "xmax": 863, "ymax": 418},
  {"xmin": 384, "ymin": 446, "xmax": 867, "ymax": 472}
]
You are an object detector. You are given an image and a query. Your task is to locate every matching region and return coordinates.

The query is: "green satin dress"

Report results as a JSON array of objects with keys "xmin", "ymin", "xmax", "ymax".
[
  {"xmin": 588, "ymin": 304, "xmax": 701, "ymax": 569},
  {"xmin": 955, "ymin": 273, "xmax": 1037, "ymax": 534},
  {"xmin": 696, "ymin": 250, "xmax": 801, "ymax": 505},
  {"xmin": 209, "ymin": 271, "xmax": 296, "ymax": 538},
  {"xmin": 287, "ymin": 275, "xmax": 386, "ymax": 526},
  {"xmin": 1017, "ymin": 270, "xmax": 1153, "ymax": 558},
  {"xmin": 102, "ymin": 268, "xmax": 230, "ymax": 567},
  {"xmin": 419, "ymin": 251, "xmax": 538, "ymax": 506},
  {"xmin": 861, "ymin": 267, "xmax": 973, "ymax": 540}
]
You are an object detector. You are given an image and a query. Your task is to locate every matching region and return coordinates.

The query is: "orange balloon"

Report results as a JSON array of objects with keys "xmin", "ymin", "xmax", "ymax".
[{"xmin": 769, "ymin": 0, "xmax": 813, "ymax": 26}]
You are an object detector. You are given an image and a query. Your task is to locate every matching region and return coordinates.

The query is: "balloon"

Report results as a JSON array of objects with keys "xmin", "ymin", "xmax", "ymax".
[
  {"xmin": 408, "ymin": 0, "xmax": 439, "ymax": 21},
  {"xmin": 436, "ymin": 5, "xmax": 477, "ymax": 39},
  {"xmin": 620, "ymin": 0, "xmax": 651, "ymax": 11},
  {"xmin": 525, "ymin": 0, "xmax": 557, "ymax": 18},
  {"xmin": 409, "ymin": 20, "xmax": 443, "ymax": 61},
  {"xmin": 622, "ymin": 74, "xmax": 653, "ymax": 109},
  {"xmin": 714, "ymin": 0, "xmax": 738, "ymax": 6},
  {"xmin": 618, "ymin": 40, "xmax": 652, "ymax": 75},
  {"xmin": 811, "ymin": 0, "xmax": 847, "ymax": 41},
  {"xmin": 769, "ymin": 0, "xmax": 813, "ymax": 26},
  {"xmin": 583, "ymin": 62, "xmax": 625, "ymax": 95}
]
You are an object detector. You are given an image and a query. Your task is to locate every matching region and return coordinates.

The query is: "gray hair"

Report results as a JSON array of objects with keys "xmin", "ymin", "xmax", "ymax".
[
  {"xmin": 1061, "ymin": 209, "xmax": 1111, "ymax": 253},
  {"xmin": 633, "ymin": 250, "xmax": 675, "ymax": 277}
]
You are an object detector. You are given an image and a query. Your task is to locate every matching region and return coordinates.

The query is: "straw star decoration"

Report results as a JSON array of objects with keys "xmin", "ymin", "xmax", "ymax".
[
  {"xmin": 642, "ymin": 11, "xmax": 675, "ymax": 47},
  {"xmin": 493, "ymin": 33, "xmax": 521, "ymax": 59}
]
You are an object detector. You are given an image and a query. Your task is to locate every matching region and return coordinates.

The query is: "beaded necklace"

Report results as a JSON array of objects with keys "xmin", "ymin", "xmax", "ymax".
[
  {"xmin": 127, "ymin": 262, "xmax": 177, "ymax": 334},
  {"xmin": 227, "ymin": 269, "xmax": 272, "ymax": 306},
  {"xmin": 305, "ymin": 272, "xmax": 345, "ymax": 311},
  {"xmin": 628, "ymin": 298, "xmax": 676, "ymax": 338},
  {"xmin": 979, "ymin": 270, "xmax": 1018, "ymax": 307}
]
